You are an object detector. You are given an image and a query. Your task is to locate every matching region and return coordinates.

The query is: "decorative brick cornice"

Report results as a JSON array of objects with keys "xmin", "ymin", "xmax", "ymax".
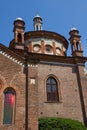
[
  {"xmin": 0, "ymin": 43, "xmax": 87, "ymax": 66},
  {"xmin": 0, "ymin": 43, "xmax": 24, "ymax": 66}
]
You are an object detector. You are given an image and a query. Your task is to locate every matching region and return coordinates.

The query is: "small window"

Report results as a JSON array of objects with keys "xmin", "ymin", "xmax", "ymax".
[
  {"xmin": 33, "ymin": 44, "xmax": 41, "ymax": 52},
  {"xmin": 46, "ymin": 77, "xmax": 59, "ymax": 102},
  {"xmin": 45, "ymin": 45, "xmax": 52, "ymax": 53},
  {"xmin": 3, "ymin": 88, "xmax": 15, "ymax": 124},
  {"xmin": 18, "ymin": 33, "xmax": 22, "ymax": 43}
]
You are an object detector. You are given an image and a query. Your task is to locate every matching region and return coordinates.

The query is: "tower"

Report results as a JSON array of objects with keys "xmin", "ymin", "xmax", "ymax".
[
  {"xmin": 13, "ymin": 17, "xmax": 25, "ymax": 44},
  {"xmin": 69, "ymin": 28, "xmax": 83, "ymax": 57},
  {"xmin": 33, "ymin": 14, "xmax": 43, "ymax": 31}
]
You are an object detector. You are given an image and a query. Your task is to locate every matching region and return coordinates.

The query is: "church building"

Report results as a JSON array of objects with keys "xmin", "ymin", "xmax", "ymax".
[{"xmin": 0, "ymin": 15, "xmax": 87, "ymax": 130}]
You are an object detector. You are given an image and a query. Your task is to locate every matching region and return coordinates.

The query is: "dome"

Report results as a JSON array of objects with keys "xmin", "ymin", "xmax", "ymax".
[
  {"xmin": 33, "ymin": 14, "xmax": 42, "ymax": 21},
  {"xmin": 69, "ymin": 27, "xmax": 79, "ymax": 35},
  {"xmin": 16, "ymin": 17, "xmax": 24, "ymax": 21},
  {"xmin": 14, "ymin": 17, "xmax": 25, "ymax": 25},
  {"xmin": 70, "ymin": 27, "xmax": 78, "ymax": 31},
  {"xmin": 34, "ymin": 14, "xmax": 41, "ymax": 18}
]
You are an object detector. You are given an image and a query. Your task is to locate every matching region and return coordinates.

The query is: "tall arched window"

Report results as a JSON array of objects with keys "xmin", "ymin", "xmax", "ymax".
[
  {"xmin": 18, "ymin": 33, "xmax": 22, "ymax": 43},
  {"xmin": 3, "ymin": 88, "xmax": 15, "ymax": 124},
  {"xmin": 46, "ymin": 77, "xmax": 59, "ymax": 102}
]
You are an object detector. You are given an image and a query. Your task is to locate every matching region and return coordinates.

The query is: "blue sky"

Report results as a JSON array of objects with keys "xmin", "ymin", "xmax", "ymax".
[{"xmin": 0, "ymin": 0, "xmax": 87, "ymax": 67}]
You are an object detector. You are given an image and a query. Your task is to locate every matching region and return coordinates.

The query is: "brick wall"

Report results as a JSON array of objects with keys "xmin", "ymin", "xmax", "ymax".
[
  {"xmin": 77, "ymin": 65, "xmax": 87, "ymax": 126},
  {"xmin": 0, "ymin": 53, "xmax": 87, "ymax": 130},
  {"xmin": 37, "ymin": 63, "xmax": 83, "ymax": 122},
  {"xmin": 0, "ymin": 54, "xmax": 38, "ymax": 130}
]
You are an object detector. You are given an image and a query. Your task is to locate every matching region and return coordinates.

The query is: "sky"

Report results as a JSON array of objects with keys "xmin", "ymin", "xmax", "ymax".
[{"xmin": 0, "ymin": 0, "xmax": 87, "ymax": 68}]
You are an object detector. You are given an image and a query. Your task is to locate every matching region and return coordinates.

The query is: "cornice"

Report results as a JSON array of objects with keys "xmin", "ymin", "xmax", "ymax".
[
  {"xmin": 23, "ymin": 51, "xmax": 87, "ymax": 65},
  {"xmin": 0, "ymin": 43, "xmax": 87, "ymax": 66}
]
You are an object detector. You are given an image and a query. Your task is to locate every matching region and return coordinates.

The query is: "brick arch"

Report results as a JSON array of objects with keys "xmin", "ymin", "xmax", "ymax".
[
  {"xmin": 33, "ymin": 44, "xmax": 41, "ymax": 53},
  {"xmin": 0, "ymin": 75, "xmax": 20, "ymax": 96},
  {"xmin": 45, "ymin": 44, "xmax": 53, "ymax": 54},
  {"xmin": 9, "ymin": 84, "xmax": 21, "ymax": 95},
  {"xmin": 4, "ymin": 87, "xmax": 16, "ymax": 94},
  {"xmin": 9, "ymin": 71, "xmax": 25, "ymax": 95},
  {"xmin": 46, "ymin": 74, "xmax": 60, "ymax": 85},
  {"xmin": 44, "ymin": 74, "xmax": 62, "ymax": 102}
]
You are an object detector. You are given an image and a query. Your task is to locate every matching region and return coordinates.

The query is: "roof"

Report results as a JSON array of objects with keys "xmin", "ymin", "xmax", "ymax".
[
  {"xmin": 70, "ymin": 27, "xmax": 78, "ymax": 31},
  {"xmin": 24, "ymin": 30, "xmax": 69, "ymax": 49},
  {"xmin": 16, "ymin": 17, "xmax": 24, "ymax": 21},
  {"xmin": 34, "ymin": 14, "xmax": 41, "ymax": 18},
  {"xmin": 33, "ymin": 14, "xmax": 42, "ymax": 21},
  {"xmin": 0, "ymin": 43, "xmax": 24, "ymax": 66}
]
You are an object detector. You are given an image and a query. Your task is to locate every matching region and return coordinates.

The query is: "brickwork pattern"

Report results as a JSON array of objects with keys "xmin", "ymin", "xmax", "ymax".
[
  {"xmin": 37, "ymin": 63, "xmax": 83, "ymax": 122},
  {"xmin": 0, "ymin": 54, "xmax": 38, "ymax": 130},
  {"xmin": 0, "ymin": 53, "xmax": 87, "ymax": 129}
]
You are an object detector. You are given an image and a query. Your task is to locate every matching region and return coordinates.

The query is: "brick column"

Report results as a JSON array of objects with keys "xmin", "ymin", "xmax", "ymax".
[
  {"xmin": 41, "ymin": 40, "xmax": 45, "ymax": 54},
  {"xmin": 15, "ymin": 31, "xmax": 18, "ymax": 43},
  {"xmin": 28, "ymin": 66, "xmax": 38, "ymax": 130},
  {"xmin": 76, "ymin": 64, "xmax": 87, "ymax": 126},
  {"xmin": 28, "ymin": 42, "xmax": 33, "ymax": 52},
  {"xmin": 52, "ymin": 42, "xmax": 56, "ymax": 55},
  {"xmin": 21, "ymin": 33, "xmax": 24, "ymax": 44},
  {"xmin": 60, "ymin": 46, "xmax": 64, "ymax": 56}
]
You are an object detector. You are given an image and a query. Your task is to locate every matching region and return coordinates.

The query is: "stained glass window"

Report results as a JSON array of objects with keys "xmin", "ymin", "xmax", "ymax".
[{"xmin": 3, "ymin": 88, "xmax": 15, "ymax": 124}]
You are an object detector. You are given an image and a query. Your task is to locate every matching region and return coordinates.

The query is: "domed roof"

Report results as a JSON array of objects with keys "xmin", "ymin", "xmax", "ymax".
[
  {"xmin": 33, "ymin": 14, "xmax": 42, "ymax": 21},
  {"xmin": 14, "ymin": 17, "xmax": 25, "ymax": 25},
  {"xmin": 70, "ymin": 27, "xmax": 78, "ymax": 31},
  {"xmin": 69, "ymin": 27, "xmax": 79, "ymax": 35},
  {"xmin": 34, "ymin": 14, "xmax": 41, "ymax": 18},
  {"xmin": 15, "ymin": 17, "xmax": 24, "ymax": 21}
]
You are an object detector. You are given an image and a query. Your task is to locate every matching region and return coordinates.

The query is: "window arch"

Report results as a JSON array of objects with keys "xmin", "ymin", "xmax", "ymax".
[
  {"xmin": 46, "ymin": 76, "xmax": 59, "ymax": 102},
  {"xmin": 3, "ymin": 88, "xmax": 15, "ymax": 124},
  {"xmin": 18, "ymin": 33, "xmax": 22, "ymax": 43}
]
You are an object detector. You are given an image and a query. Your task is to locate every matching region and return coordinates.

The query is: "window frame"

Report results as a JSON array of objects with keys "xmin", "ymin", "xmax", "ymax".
[
  {"xmin": 45, "ymin": 45, "xmax": 53, "ymax": 54},
  {"xmin": 3, "ymin": 87, "xmax": 16, "ymax": 125},
  {"xmin": 46, "ymin": 76, "xmax": 59, "ymax": 103}
]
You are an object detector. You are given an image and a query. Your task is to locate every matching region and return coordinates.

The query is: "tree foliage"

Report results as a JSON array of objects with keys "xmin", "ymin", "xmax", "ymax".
[{"xmin": 39, "ymin": 117, "xmax": 87, "ymax": 130}]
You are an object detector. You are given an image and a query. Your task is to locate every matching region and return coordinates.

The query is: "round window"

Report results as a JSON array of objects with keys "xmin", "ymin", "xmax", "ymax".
[
  {"xmin": 45, "ymin": 45, "xmax": 52, "ymax": 53},
  {"xmin": 33, "ymin": 44, "xmax": 41, "ymax": 52}
]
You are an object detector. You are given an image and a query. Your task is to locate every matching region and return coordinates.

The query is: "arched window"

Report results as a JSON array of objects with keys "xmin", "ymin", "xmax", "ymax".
[
  {"xmin": 3, "ymin": 88, "xmax": 15, "ymax": 124},
  {"xmin": 18, "ymin": 33, "xmax": 22, "ymax": 43},
  {"xmin": 46, "ymin": 77, "xmax": 59, "ymax": 102}
]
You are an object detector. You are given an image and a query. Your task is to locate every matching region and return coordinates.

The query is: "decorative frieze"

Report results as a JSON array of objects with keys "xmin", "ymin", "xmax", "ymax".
[{"xmin": 0, "ymin": 50, "xmax": 23, "ymax": 66}]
